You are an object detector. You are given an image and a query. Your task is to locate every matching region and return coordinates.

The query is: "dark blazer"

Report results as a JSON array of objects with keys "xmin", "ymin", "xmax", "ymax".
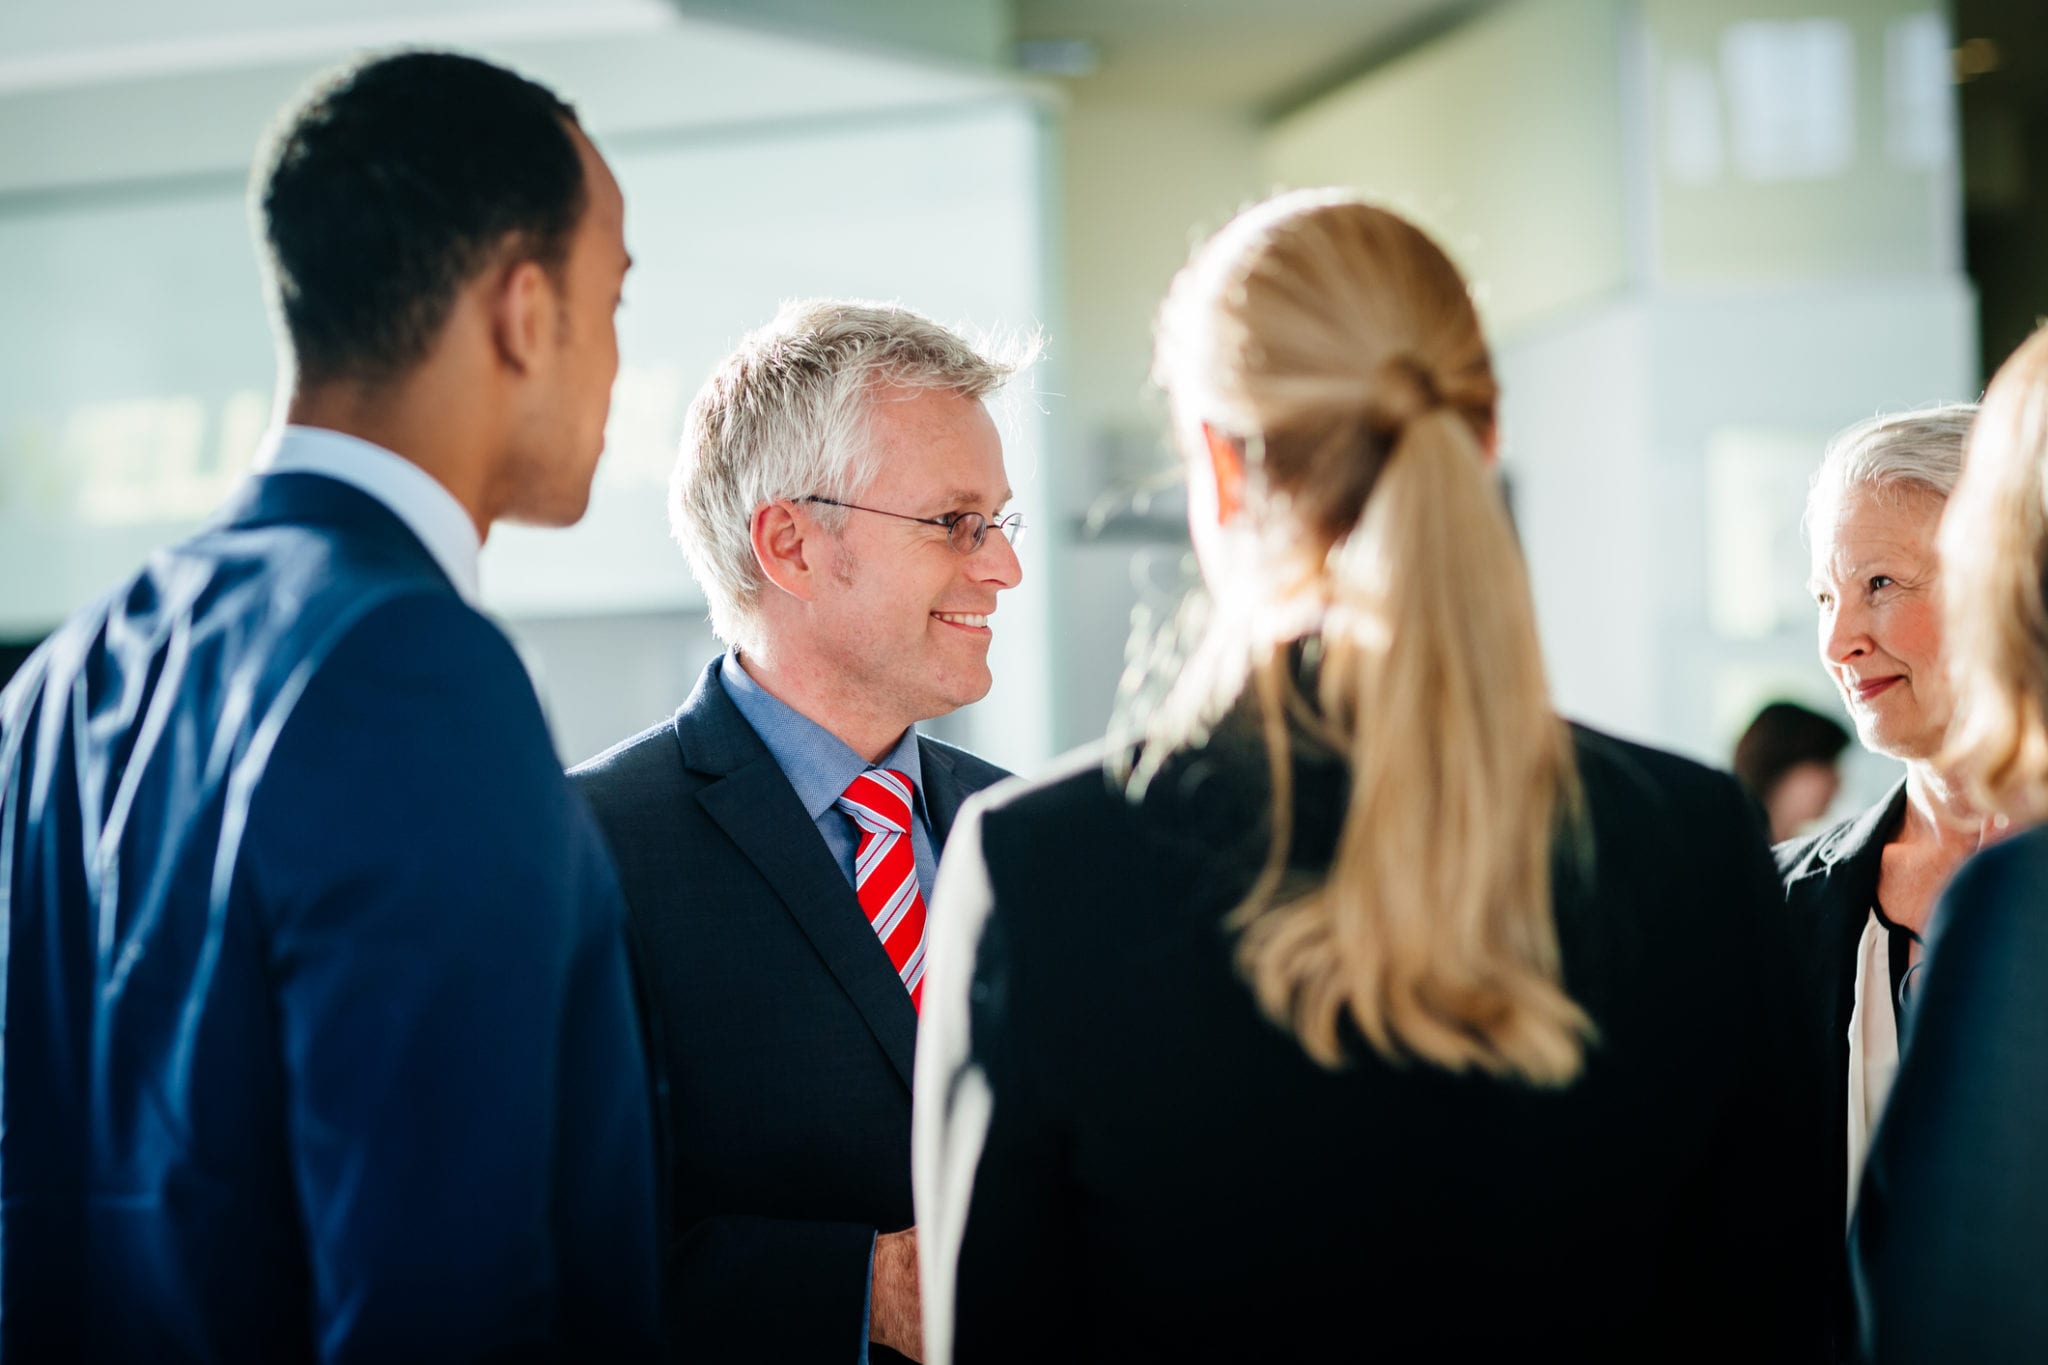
[
  {"xmin": 1775, "ymin": 779, "xmax": 1909, "ymax": 1214},
  {"xmin": 917, "ymin": 718, "xmax": 1828, "ymax": 1363},
  {"xmin": 0, "ymin": 472, "xmax": 661, "ymax": 1362},
  {"xmin": 571, "ymin": 659, "xmax": 1008, "ymax": 1363},
  {"xmin": 1852, "ymin": 825, "xmax": 2048, "ymax": 1362},
  {"xmin": 1774, "ymin": 780, "xmax": 1908, "ymax": 1359}
]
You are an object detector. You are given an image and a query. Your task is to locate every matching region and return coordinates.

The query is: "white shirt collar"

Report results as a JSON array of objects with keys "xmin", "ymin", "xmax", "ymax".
[{"xmin": 258, "ymin": 424, "xmax": 483, "ymax": 606}]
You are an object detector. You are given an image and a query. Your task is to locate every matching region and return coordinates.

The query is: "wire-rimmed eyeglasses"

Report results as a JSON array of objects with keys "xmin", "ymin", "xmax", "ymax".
[{"xmin": 797, "ymin": 496, "xmax": 1025, "ymax": 555}]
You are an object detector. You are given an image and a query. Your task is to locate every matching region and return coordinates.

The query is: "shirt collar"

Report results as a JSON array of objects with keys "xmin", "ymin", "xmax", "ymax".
[
  {"xmin": 718, "ymin": 650, "xmax": 926, "ymax": 823},
  {"xmin": 258, "ymin": 424, "xmax": 483, "ymax": 606}
]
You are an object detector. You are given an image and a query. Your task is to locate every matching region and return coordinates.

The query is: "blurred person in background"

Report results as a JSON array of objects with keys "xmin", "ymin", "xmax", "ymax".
[
  {"xmin": 914, "ymin": 191, "xmax": 1822, "ymax": 1364},
  {"xmin": 1736, "ymin": 700, "xmax": 1852, "ymax": 842},
  {"xmin": 0, "ymin": 52, "xmax": 659, "ymax": 1362},
  {"xmin": 1853, "ymin": 326, "xmax": 2048, "ymax": 1363},
  {"xmin": 571, "ymin": 301, "xmax": 1025, "ymax": 1363}
]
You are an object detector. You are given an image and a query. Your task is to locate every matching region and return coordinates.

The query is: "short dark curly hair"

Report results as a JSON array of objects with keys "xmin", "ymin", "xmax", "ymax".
[{"xmin": 257, "ymin": 50, "xmax": 588, "ymax": 385}]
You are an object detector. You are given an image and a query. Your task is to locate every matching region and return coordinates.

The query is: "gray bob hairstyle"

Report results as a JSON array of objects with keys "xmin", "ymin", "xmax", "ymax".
[
  {"xmin": 1804, "ymin": 402, "xmax": 1978, "ymax": 541},
  {"xmin": 669, "ymin": 298, "xmax": 1030, "ymax": 644}
]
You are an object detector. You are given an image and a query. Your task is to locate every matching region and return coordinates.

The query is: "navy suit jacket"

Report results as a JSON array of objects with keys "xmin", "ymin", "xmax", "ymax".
[
  {"xmin": 0, "ymin": 472, "xmax": 661, "ymax": 1362},
  {"xmin": 1853, "ymin": 825, "xmax": 2048, "ymax": 1362},
  {"xmin": 570, "ymin": 661, "xmax": 1008, "ymax": 1363}
]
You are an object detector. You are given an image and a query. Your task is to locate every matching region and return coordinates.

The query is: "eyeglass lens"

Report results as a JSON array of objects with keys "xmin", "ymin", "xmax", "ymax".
[{"xmin": 947, "ymin": 514, "xmax": 1025, "ymax": 554}]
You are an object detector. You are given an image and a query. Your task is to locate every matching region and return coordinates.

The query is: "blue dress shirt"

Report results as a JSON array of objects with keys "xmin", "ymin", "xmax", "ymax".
[{"xmin": 718, "ymin": 650, "xmax": 938, "ymax": 903}]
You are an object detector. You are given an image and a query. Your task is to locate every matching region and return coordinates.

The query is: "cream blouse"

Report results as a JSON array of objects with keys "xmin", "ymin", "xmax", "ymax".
[{"xmin": 1844, "ymin": 907, "xmax": 1901, "ymax": 1221}]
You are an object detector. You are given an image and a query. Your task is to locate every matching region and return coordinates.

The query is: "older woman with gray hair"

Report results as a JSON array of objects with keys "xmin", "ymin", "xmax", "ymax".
[{"xmin": 1774, "ymin": 402, "xmax": 1997, "ymax": 1346}]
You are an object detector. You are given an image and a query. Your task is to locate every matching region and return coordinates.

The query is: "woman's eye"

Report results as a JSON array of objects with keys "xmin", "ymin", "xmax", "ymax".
[{"xmin": 1869, "ymin": 575, "xmax": 1894, "ymax": 592}]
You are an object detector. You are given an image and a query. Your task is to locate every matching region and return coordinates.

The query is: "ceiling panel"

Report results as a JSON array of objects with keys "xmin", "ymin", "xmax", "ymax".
[{"xmin": 1014, "ymin": 0, "xmax": 1491, "ymax": 112}]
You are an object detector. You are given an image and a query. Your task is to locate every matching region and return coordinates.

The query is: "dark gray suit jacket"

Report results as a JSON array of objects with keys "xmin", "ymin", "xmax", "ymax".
[{"xmin": 570, "ymin": 659, "xmax": 1007, "ymax": 1363}]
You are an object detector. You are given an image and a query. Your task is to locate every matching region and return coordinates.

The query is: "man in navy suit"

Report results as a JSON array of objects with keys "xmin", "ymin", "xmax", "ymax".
[
  {"xmin": 0, "ymin": 52, "xmax": 660, "ymax": 1361},
  {"xmin": 572, "ymin": 300, "xmax": 1028, "ymax": 1362}
]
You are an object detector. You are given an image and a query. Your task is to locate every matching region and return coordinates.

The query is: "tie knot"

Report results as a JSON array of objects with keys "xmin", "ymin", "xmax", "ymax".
[{"xmin": 838, "ymin": 768, "xmax": 915, "ymax": 836}]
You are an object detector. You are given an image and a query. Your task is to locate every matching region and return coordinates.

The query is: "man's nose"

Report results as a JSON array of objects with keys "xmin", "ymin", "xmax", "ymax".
[{"xmin": 972, "ymin": 523, "xmax": 1023, "ymax": 589}]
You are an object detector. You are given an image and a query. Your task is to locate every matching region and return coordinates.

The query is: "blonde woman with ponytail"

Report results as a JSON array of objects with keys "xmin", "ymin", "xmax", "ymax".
[{"xmin": 913, "ymin": 192, "xmax": 1824, "ymax": 1363}]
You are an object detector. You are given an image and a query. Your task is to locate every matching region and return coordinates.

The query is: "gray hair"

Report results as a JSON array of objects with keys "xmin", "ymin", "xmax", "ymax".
[
  {"xmin": 670, "ymin": 298, "xmax": 1027, "ymax": 645},
  {"xmin": 1804, "ymin": 402, "xmax": 1978, "ymax": 541}
]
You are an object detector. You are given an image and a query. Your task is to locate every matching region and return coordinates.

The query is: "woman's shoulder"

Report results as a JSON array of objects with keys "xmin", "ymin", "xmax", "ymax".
[
  {"xmin": 972, "ymin": 726, "xmax": 1272, "ymax": 842},
  {"xmin": 961, "ymin": 741, "xmax": 1184, "ymax": 890},
  {"xmin": 1771, "ymin": 820, "xmax": 1842, "ymax": 883},
  {"xmin": 966, "ymin": 739, "xmax": 1133, "ymax": 829},
  {"xmin": 1554, "ymin": 725, "xmax": 1779, "ymax": 965},
  {"xmin": 1770, "ymin": 779, "xmax": 1905, "ymax": 902},
  {"xmin": 960, "ymin": 730, "xmax": 1277, "ymax": 957},
  {"xmin": 1567, "ymin": 722, "xmax": 1754, "ymax": 839}
]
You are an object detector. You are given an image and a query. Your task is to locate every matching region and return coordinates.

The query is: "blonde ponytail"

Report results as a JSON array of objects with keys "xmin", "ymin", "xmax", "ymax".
[
  {"xmin": 1234, "ymin": 407, "xmax": 1587, "ymax": 1081},
  {"xmin": 1150, "ymin": 191, "xmax": 1591, "ymax": 1085}
]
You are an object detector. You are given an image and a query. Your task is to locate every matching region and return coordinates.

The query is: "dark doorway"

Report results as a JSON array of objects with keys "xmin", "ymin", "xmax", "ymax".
[{"xmin": 1958, "ymin": 0, "xmax": 2048, "ymax": 376}]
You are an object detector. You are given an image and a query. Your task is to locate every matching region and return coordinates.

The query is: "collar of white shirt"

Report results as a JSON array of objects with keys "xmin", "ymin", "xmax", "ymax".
[{"xmin": 257, "ymin": 424, "xmax": 483, "ymax": 607}]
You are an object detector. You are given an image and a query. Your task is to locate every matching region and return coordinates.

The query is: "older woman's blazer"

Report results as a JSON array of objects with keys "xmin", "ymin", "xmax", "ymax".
[
  {"xmin": 1774, "ymin": 782, "xmax": 1909, "ymax": 1202},
  {"xmin": 915, "ymin": 717, "xmax": 1831, "ymax": 1364},
  {"xmin": 1773, "ymin": 781, "xmax": 1909, "ymax": 1355}
]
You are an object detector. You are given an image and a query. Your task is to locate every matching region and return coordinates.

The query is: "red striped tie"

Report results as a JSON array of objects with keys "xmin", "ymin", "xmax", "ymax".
[{"xmin": 836, "ymin": 769, "xmax": 928, "ymax": 1011}]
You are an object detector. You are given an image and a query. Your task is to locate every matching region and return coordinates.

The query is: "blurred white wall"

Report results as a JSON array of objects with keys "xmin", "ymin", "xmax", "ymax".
[
  {"xmin": 1268, "ymin": 0, "xmax": 1634, "ymax": 338},
  {"xmin": 1047, "ymin": 97, "xmax": 1264, "ymax": 748},
  {"xmin": 1260, "ymin": 0, "xmax": 1973, "ymax": 820}
]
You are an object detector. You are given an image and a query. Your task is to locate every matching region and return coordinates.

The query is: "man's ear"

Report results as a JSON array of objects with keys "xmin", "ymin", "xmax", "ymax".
[
  {"xmin": 750, "ymin": 500, "xmax": 818, "ymax": 602},
  {"xmin": 490, "ymin": 257, "xmax": 554, "ymax": 376},
  {"xmin": 1201, "ymin": 423, "xmax": 1248, "ymax": 523}
]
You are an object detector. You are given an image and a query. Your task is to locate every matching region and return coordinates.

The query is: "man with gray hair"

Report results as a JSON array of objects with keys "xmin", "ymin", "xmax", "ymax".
[{"xmin": 572, "ymin": 299, "xmax": 1027, "ymax": 1362}]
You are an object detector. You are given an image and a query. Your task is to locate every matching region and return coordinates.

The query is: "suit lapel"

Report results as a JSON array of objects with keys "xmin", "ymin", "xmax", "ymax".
[
  {"xmin": 1810, "ymin": 780, "xmax": 1908, "ymax": 959},
  {"xmin": 1798, "ymin": 780, "xmax": 1908, "ymax": 1156},
  {"xmin": 918, "ymin": 741, "xmax": 971, "ymax": 850},
  {"xmin": 676, "ymin": 669, "xmax": 919, "ymax": 1090}
]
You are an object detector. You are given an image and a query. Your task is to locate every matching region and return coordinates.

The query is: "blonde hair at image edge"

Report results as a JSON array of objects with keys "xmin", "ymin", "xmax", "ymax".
[
  {"xmin": 1941, "ymin": 322, "xmax": 2048, "ymax": 820},
  {"xmin": 1151, "ymin": 189, "xmax": 1590, "ymax": 1085}
]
